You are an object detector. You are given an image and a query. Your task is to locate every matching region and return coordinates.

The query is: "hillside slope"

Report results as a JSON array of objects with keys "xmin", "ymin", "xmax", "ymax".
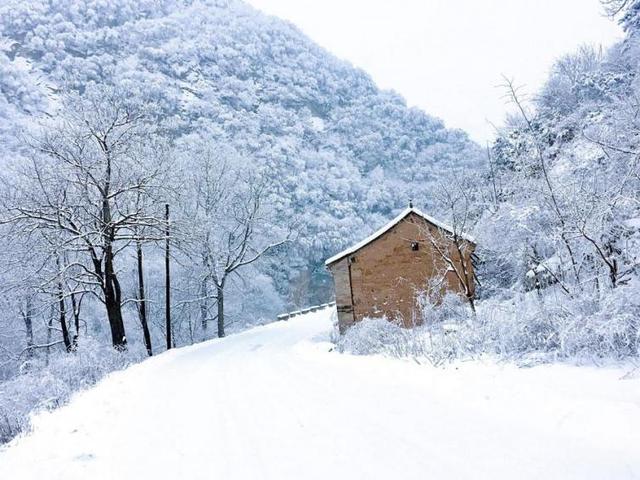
[
  {"xmin": 1, "ymin": 307, "xmax": 638, "ymax": 480},
  {"xmin": 0, "ymin": 0, "xmax": 484, "ymax": 324},
  {"xmin": 0, "ymin": 0, "xmax": 481, "ymax": 263}
]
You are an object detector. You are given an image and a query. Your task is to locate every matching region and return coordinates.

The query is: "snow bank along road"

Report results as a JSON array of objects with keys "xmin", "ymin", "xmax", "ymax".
[{"xmin": 1, "ymin": 307, "xmax": 639, "ymax": 480}]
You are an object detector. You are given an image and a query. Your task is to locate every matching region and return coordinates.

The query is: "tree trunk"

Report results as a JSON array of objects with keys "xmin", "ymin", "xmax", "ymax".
[
  {"xmin": 217, "ymin": 283, "xmax": 225, "ymax": 338},
  {"xmin": 200, "ymin": 275, "xmax": 209, "ymax": 337},
  {"xmin": 45, "ymin": 304, "xmax": 54, "ymax": 366},
  {"xmin": 23, "ymin": 295, "xmax": 34, "ymax": 357},
  {"xmin": 467, "ymin": 295, "xmax": 477, "ymax": 315},
  {"xmin": 136, "ymin": 239, "xmax": 153, "ymax": 356},
  {"xmin": 55, "ymin": 255, "xmax": 72, "ymax": 351},
  {"xmin": 104, "ymin": 243, "xmax": 127, "ymax": 349},
  {"xmin": 606, "ymin": 243, "xmax": 618, "ymax": 288},
  {"xmin": 165, "ymin": 203, "xmax": 172, "ymax": 350},
  {"xmin": 453, "ymin": 241, "xmax": 476, "ymax": 316},
  {"xmin": 69, "ymin": 291, "xmax": 80, "ymax": 350},
  {"xmin": 101, "ymin": 156, "xmax": 127, "ymax": 349},
  {"xmin": 57, "ymin": 280, "xmax": 72, "ymax": 351}
]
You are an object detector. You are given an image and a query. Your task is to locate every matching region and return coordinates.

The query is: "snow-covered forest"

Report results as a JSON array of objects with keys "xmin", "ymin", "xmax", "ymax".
[{"xmin": 0, "ymin": 0, "xmax": 639, "ymax": 447}]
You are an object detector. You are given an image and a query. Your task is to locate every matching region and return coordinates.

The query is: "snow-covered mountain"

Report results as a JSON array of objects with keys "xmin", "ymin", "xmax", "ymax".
[
  {"xmin": 0, "ymin": 0, "xmax": 481, "ymax": 263},
  {"xmin": 0, "ymin": 0, "xmax": 484, "ymax": 314}
]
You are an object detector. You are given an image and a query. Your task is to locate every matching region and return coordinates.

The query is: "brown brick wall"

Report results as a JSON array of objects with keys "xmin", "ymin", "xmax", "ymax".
[{"xmin": 329, "ymin": 212, "xmax": 474, "ymax": 331}]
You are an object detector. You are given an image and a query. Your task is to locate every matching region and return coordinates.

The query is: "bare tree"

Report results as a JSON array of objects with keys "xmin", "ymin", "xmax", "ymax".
[
  {"xmin": 0, "ymin": 226, "xmax": 73, "ymax": 360},
  {"xmin": 180, "ymin": 146, "xmax": 291, "ymax": 338},
  {"xmin": 601, "ymin": 0, "xmax": 633, "ymax": 18},
  {"xmin": 3, "ymin": 86, "xmax": 170, "ymax": 349},
  {"xmin": 420, "ymin": 179, "xmax": 480, "ymax": 314},
  {"xmin": 502, "ymin": 77, "xmax": 582, "ymax": 285}
]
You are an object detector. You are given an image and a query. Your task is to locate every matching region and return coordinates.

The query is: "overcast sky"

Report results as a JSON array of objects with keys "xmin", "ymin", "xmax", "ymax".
[{"xmin": 246, "ymin": 0, "xmax": 623, "ymax": 143}]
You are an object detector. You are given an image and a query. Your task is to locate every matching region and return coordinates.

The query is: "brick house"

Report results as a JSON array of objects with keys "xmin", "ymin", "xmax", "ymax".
[{"xmin": 325, "ymin": 206, "xmax": 476, "ymax": 333}]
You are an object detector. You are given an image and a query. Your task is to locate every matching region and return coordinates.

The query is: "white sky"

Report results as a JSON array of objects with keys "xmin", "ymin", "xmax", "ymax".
[{"xmin": 246, "ymin": 0, "xmax": 623, "ymax": 143}]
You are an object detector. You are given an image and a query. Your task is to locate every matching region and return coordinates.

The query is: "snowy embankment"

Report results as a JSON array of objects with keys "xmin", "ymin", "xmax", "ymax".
[{"xmin": 1, "ymin": 307, "xmax": 639, "ymax": 480}]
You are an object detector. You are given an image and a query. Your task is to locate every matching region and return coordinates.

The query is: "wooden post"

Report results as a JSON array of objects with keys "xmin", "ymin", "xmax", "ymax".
[{"xmin": 165, "ymin": 203, "xmax": 172, "ymax": 350}]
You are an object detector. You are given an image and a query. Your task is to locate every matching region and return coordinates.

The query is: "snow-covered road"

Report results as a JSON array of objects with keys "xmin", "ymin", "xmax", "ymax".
[{"xmin": 1, "ymin": 307, "xmax": 639, "ymax": 479}]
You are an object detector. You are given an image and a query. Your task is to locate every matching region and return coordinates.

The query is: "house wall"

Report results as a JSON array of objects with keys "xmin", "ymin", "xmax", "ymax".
[
  {"xmin": 333, "ymin": 212, "xmax": 474, "ymax": 330},
  {"xmin": 328, "ymin": 257, "xmax": 355, "ymax": 333}
]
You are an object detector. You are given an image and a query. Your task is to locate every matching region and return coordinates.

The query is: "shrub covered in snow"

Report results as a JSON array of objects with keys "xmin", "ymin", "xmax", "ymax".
[
  {"xmin": 0, "ymin": 337, "xmax": 146, "ymax": 444},
  {"xmin": 337, "ymin": 284, "xmax": 640, "ymax": 366},
  {"xmin": 337, "ymin": 317, "xmax": 427, "ymax": 358}
]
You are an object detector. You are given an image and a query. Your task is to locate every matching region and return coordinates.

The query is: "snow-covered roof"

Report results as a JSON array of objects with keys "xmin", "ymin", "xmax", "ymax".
[{"xmin": 325, "ymin": 207, "xmax": 475, "ymax": 266}]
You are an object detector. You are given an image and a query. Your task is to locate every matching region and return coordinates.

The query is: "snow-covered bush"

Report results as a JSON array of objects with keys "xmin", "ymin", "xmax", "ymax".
[
  {"xmin": 336, "ymin": 295, "xmax": 479, "ymax": 365},
  {"xmin": 482, "ymin": 286, "xmax": 639, "ymax": 361},
  {"xmin": 0, "ymin": 337, "xmax": 146, "ymax": 444},
  {"xmin": 337, "ymin": 317, "xmax": 428, "ymax": 358},
  {"xmin": 337, "ymin": 284, "xmax": 640, "ymax": 366}
]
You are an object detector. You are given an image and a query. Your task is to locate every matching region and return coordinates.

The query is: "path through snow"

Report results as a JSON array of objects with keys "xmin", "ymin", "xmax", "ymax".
[{"xmin": 1, "ymin": 307, "xmax": 639, "ymax": 479}]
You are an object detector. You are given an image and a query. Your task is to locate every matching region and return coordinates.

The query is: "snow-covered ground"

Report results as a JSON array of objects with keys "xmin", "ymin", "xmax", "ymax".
[{"xmin": 1, "ymin": 307, "xmax": 639, "ymax": 479}]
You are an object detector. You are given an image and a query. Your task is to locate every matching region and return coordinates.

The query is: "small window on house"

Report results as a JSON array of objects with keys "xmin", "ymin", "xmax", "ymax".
[{"xmin": 411, "ymin": 241, "xmax": 419, "ymax": 251}]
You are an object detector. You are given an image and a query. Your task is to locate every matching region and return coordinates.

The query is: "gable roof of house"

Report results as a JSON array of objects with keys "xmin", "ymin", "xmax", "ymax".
[{"xmin": 324, "ymin": 206, "xmax": 475, "ymax": 266}]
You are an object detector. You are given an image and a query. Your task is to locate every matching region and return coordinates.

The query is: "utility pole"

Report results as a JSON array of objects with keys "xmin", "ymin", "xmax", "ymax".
[{"xmin": 165, "ymin": 203, "xmax": 172, "ymax": 350}]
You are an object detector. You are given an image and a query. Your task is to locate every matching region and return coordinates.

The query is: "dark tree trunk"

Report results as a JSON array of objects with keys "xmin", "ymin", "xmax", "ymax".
[
  {"xmin": 137, "ymin": 239, "xmax": 153, "ymax": 356},
  {"xmin": 45, "ymin": 305, "xmax": 54, "ymax": 366},
  {"xmin": 69, "ymin": 291, "xmax": 81, "ymax": 350},
  {"xmin": 165, "ymin": 203, "xmax": 172, "ymax": 350},
  {"xmin": 104, "ymin": 242, "xmax": 127, "ymax": 349},
  {"xmin": 101, "ymin": 156, "xmax": 127, "ymax": 350},
  {"xmin": 70, "ymin": 292, "xmax": 80, "ymax": 336},
  {"xmin": 200, "ymin": 275, "xmax": 209, "ymax": 336},
  {"xmin": 23, "ymin": 296, "xmax": 34, "ymax": 357},
  {"xmin": 467, "ymin": 295, "xmax": 477, "ymax": 314},
  {"xmin": 57, "ymin": 279, "xmax": 72, "ymax": 351},
  {"xmin": 217, "ymin": 283, "xmax": 225, "ymax": 338},
  {"xmin": 452, "ymin": 240, "xmax": 476, "ymax": 316},
  {"xmin": 606, "ymin": 243, "xmax": 618, "ymax": 288}
]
